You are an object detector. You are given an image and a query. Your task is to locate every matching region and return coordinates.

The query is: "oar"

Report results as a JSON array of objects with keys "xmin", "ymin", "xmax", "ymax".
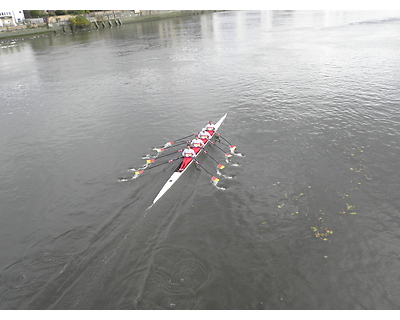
[
  {"xmin": 209, "ymin": 141, "xmax": 232, "ymax": 157},
  {"xmin": 134, "ymin": 156, "xmax": 183, "ymax": 176},
  {"xmin": 202, "ymin": 149, "xmax": 225, "ymax": 169},
  {"xmin": 216, "ymin": 133, "xmax": 236, "ymax": 151},
  {"xmin": 152, "ymin": 140, "xmax": 189, "ymax": 153},
  {"xmin": 195, "ymin": 160, "xmax": 220, "ymax": 183},
  {"xmin": 130, "ymin": 148, "xmax": 184, "ymax": 172},
  {"xmin": 152, "ymin": 133, "xmax": 197, "ymax": 150},
  {"xmin": 151, "ymin": 148, "xmax": 184, "ymax": 160}
]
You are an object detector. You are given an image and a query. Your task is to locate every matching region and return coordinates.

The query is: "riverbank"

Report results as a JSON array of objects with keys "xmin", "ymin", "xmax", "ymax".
[{"xmin": 0, "ymin": 10, "xmax": 221, "ymax": 40}]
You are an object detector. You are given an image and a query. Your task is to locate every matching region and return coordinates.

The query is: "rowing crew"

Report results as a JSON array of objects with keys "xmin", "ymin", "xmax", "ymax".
[{"xmin": 178, "ymin": 121, "xmax": 215, "ymax": 171}]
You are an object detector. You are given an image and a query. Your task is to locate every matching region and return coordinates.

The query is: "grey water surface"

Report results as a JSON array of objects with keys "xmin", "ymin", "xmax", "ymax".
[{"xmin": 1, "ymin": 10, "xmax": 400, "ymax": 309}]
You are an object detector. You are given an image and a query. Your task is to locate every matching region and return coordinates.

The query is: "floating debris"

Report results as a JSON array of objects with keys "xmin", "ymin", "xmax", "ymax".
[{"xmin": 311, "ymin": 226, "xmax": 333, "ymax": 240}]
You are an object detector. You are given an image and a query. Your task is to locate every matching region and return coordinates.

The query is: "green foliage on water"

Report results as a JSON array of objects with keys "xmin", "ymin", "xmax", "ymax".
[{"xmin": 69, "ymin": 15, "xmax": 91, "ymax": 28}]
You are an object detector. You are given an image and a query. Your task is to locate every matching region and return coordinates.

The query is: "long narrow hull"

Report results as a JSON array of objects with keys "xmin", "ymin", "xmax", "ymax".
[{"xmin": 152, "ymin": 113, "xmax": 227, "ymax": 204}]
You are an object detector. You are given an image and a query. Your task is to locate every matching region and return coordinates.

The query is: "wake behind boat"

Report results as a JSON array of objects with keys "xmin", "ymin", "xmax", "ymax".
[{"xmin": 152, "ymin": 113, "xmax": 228, "ymax": 204}]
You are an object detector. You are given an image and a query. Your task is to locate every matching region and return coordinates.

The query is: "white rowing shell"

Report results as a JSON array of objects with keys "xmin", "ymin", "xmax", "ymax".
[{"xmin": 152, "ymin": 113, "xmax": 227, "ymax": 204}]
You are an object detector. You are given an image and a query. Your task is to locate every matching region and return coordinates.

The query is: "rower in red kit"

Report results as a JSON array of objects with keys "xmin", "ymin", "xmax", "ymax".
[
  {"xmin": 203, "ymin": 120, "xmax": 216, "ymax": 135},
  {"xmin": 190, "ymin": 135, "xmax": 205, "ymax": 153},
  {"xmin": 178, "ymin": 145, "xmax": 196, "ymax": 172},
  {"xmin": 198, "ymin": 129, "xmax": 212, "ymax": 144}
]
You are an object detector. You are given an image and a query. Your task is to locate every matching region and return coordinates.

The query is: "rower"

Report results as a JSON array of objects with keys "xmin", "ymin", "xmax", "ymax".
[
  {"xmin": 178, "ymin": 145, "xmax": 196, "ymax": 172},
  {"xmin": 198, "ymin": 129, "xmax": 212, "ymax": 144},
  {"xmin": 190, "ymin": 136, "xmax": 205, "ymax": 154},
  {"xmin": 203, "ymin": 120, "xmax": 216, "ymax": 135}
]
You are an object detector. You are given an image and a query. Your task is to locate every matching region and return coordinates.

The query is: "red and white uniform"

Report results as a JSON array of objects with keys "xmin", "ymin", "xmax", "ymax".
[
  {"xmin": 182, "ymin": 148, "xmax": 196, "ymax": 158},
  {"xmin": 204, "ymin": 123, "xmax": 215, "ymax": 132},
  {"xmin": 191, "ymin": 138, "xmax": 205, "ymax": 153},
  {"xmin": 179, "ymin": 148, "xmax": 196, "ymax": 171},
  {"xmin": 198, "ymin": 130, "xmax": 212, "ymax": 143}
]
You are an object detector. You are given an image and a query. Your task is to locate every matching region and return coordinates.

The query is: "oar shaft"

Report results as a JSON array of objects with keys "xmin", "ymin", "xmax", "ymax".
[
  {"xmin": 154, "ymin": 133, "xmax": 197, "ymax": 149},
  {"xmin": 137, "ymin": 157, "xmax": 182, "ymax": 173},
  {"xmin": 203, "ymin": 150, "xmax": 218, "ymax": 164},
  {"xmin": 216, "ymin": 133, "xmax": 236, "ymax": 152},
  {"xmin": 174, "ymin": 133, "xmax": 196, "ymax": 143},
  {"xmin": 154, "ymin": 140, "xmax": 189, "ymax": 153},
  {"xmin": 202, "ymin": 149, "xmax": 225, "ymax": 168},
  {"xmin": 217, "ymin": 133, "xmax": 232, "ymax": 145},
  {"xmin": 166, "ymin": 132, "xmax": 197, "ymax": 146},
  {"xmin": 195, "ymin": 161, "xmax": 213, "ymax": 176},
  {"xmin": 210, "ymin": 141, "xmax": 231, "ymax": 156},
  {"xmin": 195, "ymin": 161, "xmax": 220, "ymax": 182},
  {"xmin": 163, "ymin": 140, "xmax": 189, "ymax": 148},
  {"xmin": 155, "ymin": 148, "xmax": 184, "ymax": 159},
  {"xmin": 172, "ymin": 140, "xmax": 190, "ymax": 147}
]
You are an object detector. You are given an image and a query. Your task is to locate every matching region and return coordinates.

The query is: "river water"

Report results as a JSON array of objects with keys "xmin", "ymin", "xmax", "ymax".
[{"xmin": 1, "ymin": 10, "xmax": 400, "ymax": 310}]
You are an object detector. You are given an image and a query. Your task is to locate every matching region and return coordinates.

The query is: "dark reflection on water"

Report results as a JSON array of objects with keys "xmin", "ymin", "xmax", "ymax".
[{"xmin": 1, "ymin": 10, "xmax": 400, "ymax": 309}]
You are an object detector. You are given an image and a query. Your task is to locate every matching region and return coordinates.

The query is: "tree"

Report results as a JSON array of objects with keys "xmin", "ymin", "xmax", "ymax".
[
  {"xmin": 69, "ymin": 15, "xmax": 90, "ymax": 28},
  {"xmin": 67, "ymin": 10, "xmax": 87, "ymax": 15},
  {"xmin": 29, "ymin": 10, "xmax": 42, "ymax": 18}
]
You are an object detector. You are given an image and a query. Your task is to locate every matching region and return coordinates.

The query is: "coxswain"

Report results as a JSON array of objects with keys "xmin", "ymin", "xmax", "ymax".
[
  {"xmin": 190, "ymin": 136, "xmax": 205, "ymax": 153},
  {"xmin": 198, "ymin": 129, "xmax": 212, "ymax": 144},
  {"xmin": 178, "ymin": 145, "xmax": 196, "ymax": 172},
  {"xmin": 203, "ymin": 120, "xmax": 216, "ymax": 134}
]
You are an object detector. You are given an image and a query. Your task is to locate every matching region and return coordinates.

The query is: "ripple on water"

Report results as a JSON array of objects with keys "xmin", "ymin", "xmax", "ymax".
[
  {"xmin": 0, "ymin": 226, "xmax": 94, "ymax": 308},
  {"xmin": 136, "ymin": 246, "xmax": 210, "ymax": 309}
]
